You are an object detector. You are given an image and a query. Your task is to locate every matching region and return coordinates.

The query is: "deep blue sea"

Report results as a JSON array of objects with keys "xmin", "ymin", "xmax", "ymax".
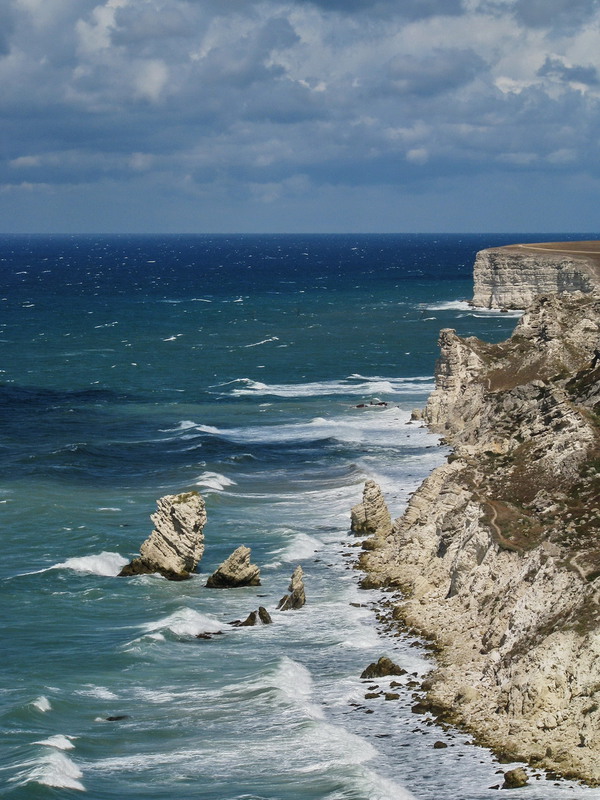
[{"xmin": 1, "ymin": 233, "xmax": 598, "ymax": 800}]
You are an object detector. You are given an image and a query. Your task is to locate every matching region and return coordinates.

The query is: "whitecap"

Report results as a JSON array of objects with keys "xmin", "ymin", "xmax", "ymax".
[
  {"xmin": 221, "ymin": 376, "xmax": 433, "ymax": 399},
  {"xmin": 34, "ymin": 735, "xmax": 76, "ymax": 750},
  {"xmin": 243, "ymin": 336, "xmax": 280, "ymax": 348},
  {"xmin": 139, "ymin": 607, "xmax": 223, "ymax": 638},
  {"xmin": 75, "ymin": 685, "xmax": 118, "ymax": 700},
  {"xmin": 194, "ymin": 471, "xmax": 237, "ymax": 491},
  {"xmin": 14, "ymin": 751, "xmax": 85, "ymax": 791},
  {"xmin": 54, "ymin": 551, "xmax": 129, "ymax": 577},
  {"xmin": 31, "ymin": 696, "xmax": 52, "ymax": 713},
  {"xmin": 422, "ymin": 300, "xmax": 471, "ymax": 311},
  {"xmin": 276, "ymin": 533, "xmax": 322, "ymax": 562}
]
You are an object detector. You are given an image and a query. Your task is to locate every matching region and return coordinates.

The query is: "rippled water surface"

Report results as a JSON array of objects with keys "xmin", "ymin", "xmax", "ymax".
[{"xmin": 1, "ymin": 233, "xmax": 597, "ymax": 799}]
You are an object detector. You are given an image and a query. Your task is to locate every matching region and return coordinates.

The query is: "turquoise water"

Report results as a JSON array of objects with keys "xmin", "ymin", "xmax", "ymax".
[{"xmin": 1, "ymin": 234, "xmax": 597, "ymax": 799}]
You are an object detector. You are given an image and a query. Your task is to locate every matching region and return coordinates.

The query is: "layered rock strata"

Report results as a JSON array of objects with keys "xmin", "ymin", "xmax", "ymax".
[
  {"xmin": 205, "ymin": 545, "xmax": 261, "ymax": 588},
  {"xmin": 472, "ymin": 242, "xmax": 600, "ymax": 309},
  {"xmin": 359, "ymin": 292, "xmax": 600, "ymax": 784},
  {"xmin": 119, "ymin": 492, "xmax": 206, "ymax": 580},
  {"xmin": 351, "ymin": 479, "xmax": 392, "ymax": 538}
]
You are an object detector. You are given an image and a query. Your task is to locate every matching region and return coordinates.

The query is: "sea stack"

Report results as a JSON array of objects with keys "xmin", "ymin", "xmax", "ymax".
[
  {"xmin": 350, "ymin": 480, "xmax": 392, "ymax": 538},
  {"xmin": 205, "ymin": 545, "xmax": 261, "ymax": 588},
  {"xmin": 277, "ymin": 565, "xmax": 306, "ymax": 610},
  {"xmin": 118, "ymin": 492, "xmax": 206, "ymax": 581}
]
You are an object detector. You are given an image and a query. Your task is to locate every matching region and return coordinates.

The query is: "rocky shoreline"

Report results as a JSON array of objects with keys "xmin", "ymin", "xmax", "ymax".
[{"xmin": 356, "ymin": 259, "xmax": 600, "ymax": 784}]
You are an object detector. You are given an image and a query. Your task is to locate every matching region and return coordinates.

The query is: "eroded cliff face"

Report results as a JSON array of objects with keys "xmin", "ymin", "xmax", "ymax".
[
  {"xmin": 472, "ymin": 244, "xmax": 600, "ymax": 309},
  {"xmin": 359, "ymin": 292, "xmax": 600, "ymax": 784}
]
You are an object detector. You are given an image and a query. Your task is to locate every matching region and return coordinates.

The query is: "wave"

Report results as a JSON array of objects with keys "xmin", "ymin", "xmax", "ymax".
[
  {"xmin": 194, "ymin": 471, "xmax": 237, "ymax": 491},
  {"xmin": 31, "ymin": 695, "xmax": 52, "ymax": 712},
  {"xmin": 215, "ymin": 376, "xmax": 433, "ymax": 398},
  {"xmin": 12, "ymin": 750, "xmax": 85, "ymax": 791},
  {"xmin": 33, "ymin": 734, "xmax": 76, "ymax": 751},
  {"xmin": 275, "ymin": 533, "xmax": 323, "ymax": 562},
  {"xmin": 423, "ymin": 300, "xmax": 471, "ymax": 311},
  {"xmin": 139, "ymin": 607, "xmax": 224, "ymax": 638},
  {"xmin": 54, "ymin": 551, "xmax": 129, "ymax": 577},
  {"xmin": 172, "ymin": 406, "xmax": 426, "ymax": 449}
]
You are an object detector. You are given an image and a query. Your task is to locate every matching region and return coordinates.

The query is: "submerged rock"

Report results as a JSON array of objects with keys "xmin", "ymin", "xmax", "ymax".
[
  {"xmin": 277, "ymin": 565, "xmax": 306, "ymax": 610},
  {"xmin": 350, "ymin": 480, "xmax": 392, "ymax": 538},
  {"xmin": 118, "ymin": 492, "xmax": 206, "ymax": 581},
  {"xmin": 206, "ymin": 545, "xmax": 261, "ymax": 588}
]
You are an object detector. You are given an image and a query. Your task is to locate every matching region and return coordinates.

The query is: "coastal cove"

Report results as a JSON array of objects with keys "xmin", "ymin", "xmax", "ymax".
[{"xmin": 1, "ymin": 233, "xmax": 599, "ymax": 800}]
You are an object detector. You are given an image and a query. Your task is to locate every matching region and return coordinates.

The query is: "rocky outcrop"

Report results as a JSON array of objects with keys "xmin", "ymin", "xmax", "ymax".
[
  {"xmin": 360, "ymin": 292, "xmax": 600, "ymax": 785},
  {"xmin": 277, "ymin": 565, "xmax": 306, "ymax": 610},
  {"xmin": 205, "ymin": 546, "xmax": 261, "ymax": 588},
  {"xmin": 360, "ymin": 656, "xmax": 406, "ymax": 679},
  {"xmin": 472, "ymin": 242, "xmax": 600, "ymax": 309},
  {"xmin": 351, "ymin": 480, "xmax": 392, "ymax": 538},
  {"xmin": 119, "ymin": 492, "xmax": 206, "ymax": 580}
]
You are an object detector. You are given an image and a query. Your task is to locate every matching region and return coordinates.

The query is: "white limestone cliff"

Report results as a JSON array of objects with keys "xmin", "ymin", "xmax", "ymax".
[
  {"xmin": 472, "ymin": 243, "xmax": 600, "ymax": 310},
  {"xmin": 359, "ymin": 291, "xmax": 600, "ymax": 784}
]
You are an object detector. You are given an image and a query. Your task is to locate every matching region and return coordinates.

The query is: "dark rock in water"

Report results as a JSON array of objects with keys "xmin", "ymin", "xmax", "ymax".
[
  {"xmin": 502, "ymin": 768, "xmax": 529, "ymax": 789},
  {"xmin": 196, "ymin": 631, "xmax": 223, "ymax": 640},
  {"xmin": 105, "ymin": 715, "xmax": 129, "ymax": 721},
  {"xmin": 384, "ymin": 692, "xmax": 400, "ymax": 701},
  {"xmin": 239, "ymin": 611, "xmax": 258, "ymax": 627},
  {"xmin": 231, "ymin": 607, "xmax": 272, "ymax": 627},
  {"xmin": 206, "ymin": 545, "xmax": 261, "ymax": 588},
  {"xmin": 360, "ymin": 656, "xmax": 406, "ymax": 679},
  {"xmin": 433, "ymin": 741, "xmax": 448, "ymax": 749},
  {"xmin": 118, "ymin": 492, "xmax": 206, "ymax": 581},
  {"xmin": 277, "ymin": 565, "xmax": 306, "ymax": 610}
]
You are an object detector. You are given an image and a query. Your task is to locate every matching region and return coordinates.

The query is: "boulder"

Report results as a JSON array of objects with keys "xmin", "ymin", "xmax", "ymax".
[
  {"xmin": 206, "ymin": 545, "xmax": 261, "ymax": 588},
  {"xmin": 277, "ymin": 565, "xmax": 306, "ymax": 610},
  {"xmin": 230, "ymin": 607, "xmax": 273, "ymax": 627},
  {"xmin": 360, "ymin": 656, "xmax": 406, "ymax": 679},
  {"xmin": 351, "ymin": 480, "xmax": 392, "ymax": 537},
  {"xmin": 502, "ymin": 768, "xmax": 529, "ymax": 789},
  {"xmin": 118, "ymin": 492, "xmax": 206, "ymax": 580}
]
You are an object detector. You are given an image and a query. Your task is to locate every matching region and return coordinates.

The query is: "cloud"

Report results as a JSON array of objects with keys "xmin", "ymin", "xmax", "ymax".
[
  {"xmin": 1, "ymin": 0, "xmax": 600, "ymax": 232},
  {"xmin": 386, "ymin": 48, "xmax": 486, "ymax": 96},
  {"xmin": 513, "ymin": 0, "xmax": 599, "ymax": 29},
  {"xmin": 537, "ymin": 55, "xmax": 599, "ymax": 87}
]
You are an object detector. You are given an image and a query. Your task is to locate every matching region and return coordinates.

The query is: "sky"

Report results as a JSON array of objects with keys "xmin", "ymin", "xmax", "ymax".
[{"xmin": 1, "ymin": 0, "xmax": 600, "ymax": 233}]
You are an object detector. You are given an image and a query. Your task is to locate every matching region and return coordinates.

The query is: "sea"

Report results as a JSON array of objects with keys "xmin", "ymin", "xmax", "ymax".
[{"xmin": 1, "ymin": 233, "xmax": 599, "ymax": 800}]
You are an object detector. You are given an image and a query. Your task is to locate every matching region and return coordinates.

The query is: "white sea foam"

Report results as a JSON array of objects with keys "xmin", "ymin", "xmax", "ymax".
[
  {"xmin": 31, "ymin": 696, "xmax": 52, "ymax": 712},
  {"xmin": 75, "ymin": 685, "xmax": 119, "ymax": 700},
  {"xmin": 15, "ymin": 751, "xmax": 85, "ymax": 791},
  {"xmin": 219, "ymin": 376, "xmax": 433, "ymax": 398},
  {"xmin": 423, "ymin": 300, "xmax": 471, "ymax": 311},
  {"xmin": 244, "ymin": 336, "xmax": 280, "ymax": 348},
  {"xmin": 55, "ymin": 551, "xmax": 129, "ymax": 577},
  {"xmin": 194, "ymin": 471, "xmax": 237, "ymax": 491},
  {"xmin": 139, "ymin": 607, "xmax": 223, "ymax": 637},
  {"xmin": 34, "ymin": 735, "xmax": 76, "ymax": 750},
  {"xmin": 277, "ymin": 533, "xmax": 323, "ymax": 562},
  {"xmin": 270, "ymin": 657, "xmax": 324, "ymax": 720}
]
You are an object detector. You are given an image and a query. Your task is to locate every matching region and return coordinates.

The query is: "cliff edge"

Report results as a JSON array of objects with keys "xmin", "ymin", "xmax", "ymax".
[
  {"xmin": 473, "ymin": 241, "xmax": 600, "ymax": 309},
  {"xmin": 359, "ymin": 291, "xmax": 600, "ymax": 784}
]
